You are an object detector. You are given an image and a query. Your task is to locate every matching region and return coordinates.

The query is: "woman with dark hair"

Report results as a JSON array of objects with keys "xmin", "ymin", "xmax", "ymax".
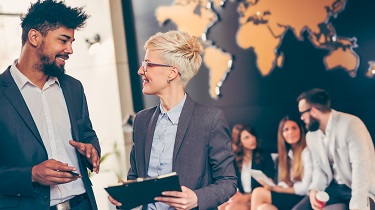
[
  {"xmin": 251, "ymin": 116, "xmax": 313, "ymax": 210},
  {"xmin": 219, "ymin": 124, "xmax": 275, "ymax": 210},
  {"xmin": 231, "ymin": 124, "xmax": 244, "ymax": 152}
]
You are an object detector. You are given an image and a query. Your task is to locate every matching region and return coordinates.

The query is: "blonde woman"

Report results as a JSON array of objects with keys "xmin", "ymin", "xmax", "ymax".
[
  {"xmin": 109, "ymin": 30, "xmax": 237, "ymax": 209},
  {"xmin": 251, "ymin": 116, "xmax": 312, "ymax": 210}
]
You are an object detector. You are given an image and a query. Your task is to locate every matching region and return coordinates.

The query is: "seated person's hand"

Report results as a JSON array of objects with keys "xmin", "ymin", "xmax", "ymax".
[
  {"xmin": 228, "ymin": 191, "xmax": 251, "ymax": 203},
  {"xmin": 309, "ymin": 190, "xmax": 324, "ymax": 210},
  {"xmin": 258, "ymin": 180, "xmax": 273, "ymax": 190},
  {"xmin": 154, "ymin": 186, "xmax": 198, "ymax": 210},
  {"xmin": 259, "ymin": 180, "xmax": 287, "ymax": 193}
]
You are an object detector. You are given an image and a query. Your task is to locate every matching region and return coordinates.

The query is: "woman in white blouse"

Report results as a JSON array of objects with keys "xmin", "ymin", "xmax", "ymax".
[{"xmin": 251, "ymin": 116, "xmax": 313, "ymax": 210}]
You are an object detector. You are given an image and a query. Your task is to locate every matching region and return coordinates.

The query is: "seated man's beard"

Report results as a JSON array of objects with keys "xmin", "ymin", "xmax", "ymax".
[
  {"xmin": 41, "ymin": 55, "xmax": 65, "ymax": 78},
  {"xmin": 307, "ymin": 116, "xmax": 320, "ymax": 132}
]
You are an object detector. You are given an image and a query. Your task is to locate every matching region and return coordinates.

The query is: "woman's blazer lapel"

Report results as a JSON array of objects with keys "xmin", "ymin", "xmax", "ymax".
[
  {"xmin": 172, "ymin": 95, "xmax": 195, "ymax": 171},
  {"xmin": 144, "ymin": 107, "xmax": 160, "ymax": 174}
]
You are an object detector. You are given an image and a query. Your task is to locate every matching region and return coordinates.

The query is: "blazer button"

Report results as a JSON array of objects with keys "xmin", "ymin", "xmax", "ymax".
[{"xmin": 44, "ymin": 195, "xmax": 48, "ymax": 200}]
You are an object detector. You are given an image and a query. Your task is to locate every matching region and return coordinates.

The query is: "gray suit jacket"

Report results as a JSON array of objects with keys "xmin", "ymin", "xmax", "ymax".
[
  {"xmin": 0, "ymin": 67, "xmax": 100, "ymax": 210},
  {"xmin": 306, "ymin": 109, "xmax": 375, "ymax": 209},
  {"xmin": 128, "ymin": 94, "xmax": 237, "ymax": 209}
]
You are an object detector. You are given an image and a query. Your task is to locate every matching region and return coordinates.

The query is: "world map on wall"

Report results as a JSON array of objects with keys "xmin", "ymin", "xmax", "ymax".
[{"xmin": 156, "ymin": 0, "xmax": 373, "ymax": 99}]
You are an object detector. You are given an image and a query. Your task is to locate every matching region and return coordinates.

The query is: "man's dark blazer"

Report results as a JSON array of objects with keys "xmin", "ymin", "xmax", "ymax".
[
  {"xmin": 0, "ymin": 67, "xmax": 101, "ymax": 210},
  {"xmin": 128, "ymin": 94, "xmax": 237, "ymax": 210},
  {"xmin": 234, "ymin": 150, "xmax": 275, "ymax": 194}
]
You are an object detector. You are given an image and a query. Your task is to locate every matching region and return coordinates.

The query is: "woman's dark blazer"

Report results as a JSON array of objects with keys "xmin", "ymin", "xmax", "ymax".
[
  {"xmin": 128, "ymin": 94, "xmax": 237, "ymax": 209},
  {"xmin": 234, "ymin": 150, "xmax": 275, "ymax": 193}
]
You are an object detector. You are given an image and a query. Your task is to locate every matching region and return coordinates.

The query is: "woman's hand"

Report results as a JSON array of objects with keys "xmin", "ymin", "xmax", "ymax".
[
  {"xmin": 108, "ymin": 195, "xmax": 122, "ymax": 207},
  {"xmin": 154, "ymin": 186, "xmax": 198, "ymax": 210},
  {"xmin": 228, "ymin": 191, "xmax": 251, "ymax": 203},
  {"xmin": 258, "ymin": 180, "xmax": 284, "ymax": 192},
  {"xmin": 258, "ymin": 180, "xmax": 273, "ymax": 190}
]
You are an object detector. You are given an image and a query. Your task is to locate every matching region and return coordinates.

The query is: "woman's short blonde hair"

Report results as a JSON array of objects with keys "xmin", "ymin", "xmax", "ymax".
[{"xmin": 144, "ymin": 30, "xmax": 203, "ymax": 87}]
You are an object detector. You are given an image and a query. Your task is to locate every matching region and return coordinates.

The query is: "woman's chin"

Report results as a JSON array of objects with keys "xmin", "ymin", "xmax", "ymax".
[{"xmin": 142, "ymin": 89, "xmax": 153, "ymax": 95}]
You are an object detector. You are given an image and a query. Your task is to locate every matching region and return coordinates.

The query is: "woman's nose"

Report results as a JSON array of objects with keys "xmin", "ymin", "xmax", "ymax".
[{"xmin": 137, "ymin": 66, "xmax": 144, "ymax": 75}]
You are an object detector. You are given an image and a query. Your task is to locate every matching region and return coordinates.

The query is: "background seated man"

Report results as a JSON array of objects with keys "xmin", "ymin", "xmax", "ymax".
[{"xmin": 295, "ymin": 88, "xmax": 375, "ymax": 210}]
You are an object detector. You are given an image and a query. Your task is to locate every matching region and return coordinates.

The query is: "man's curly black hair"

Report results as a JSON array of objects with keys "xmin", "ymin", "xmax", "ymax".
[{"xmin": 21, "ymin": 0, "xmax": 89, "ymax": 46}]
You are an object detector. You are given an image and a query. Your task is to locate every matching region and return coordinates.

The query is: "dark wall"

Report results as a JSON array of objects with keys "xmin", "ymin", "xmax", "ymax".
[{"xmin": 123, "ymin": 0, "xmax": 375, "ymax": 152}]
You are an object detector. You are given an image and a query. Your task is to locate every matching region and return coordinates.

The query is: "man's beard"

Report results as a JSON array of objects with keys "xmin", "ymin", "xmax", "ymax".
[
  {"xmin": 40, "ymin": 54, "xmax": 65, "ymax": 78},
  {"xmin": 37, "ymin": 41, "xmax": 66, "ymax": 78},
  {"xmin": 306, "ymin": 115, "xmax": 320, "ymax": 132}
]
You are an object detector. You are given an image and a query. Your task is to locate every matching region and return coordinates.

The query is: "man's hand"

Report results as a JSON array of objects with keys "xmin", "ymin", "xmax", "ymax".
[
  {"xmin": 154, "ymin": 186, "xmax": 198, "ymax": 210},
  {"xmin": 32, "ymin": 159, "xmax": 81, "ymax": 186},
  {"xmin": 309, "ymin": 190, "xmax": 323, "ymax": 210},
  {"xmin": 69, "ymin": 140, "xmax": 100, "ymax": 173}
]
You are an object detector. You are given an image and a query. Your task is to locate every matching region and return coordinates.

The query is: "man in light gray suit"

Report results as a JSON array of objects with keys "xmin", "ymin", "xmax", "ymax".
[{"xmin": 295, "ymin": 88, "xmax": 375, "ymax": 210}]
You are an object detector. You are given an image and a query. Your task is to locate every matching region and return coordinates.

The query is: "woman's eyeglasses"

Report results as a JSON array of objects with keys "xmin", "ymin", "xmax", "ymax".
[{"xmin": 141, "ymin": 61, "xmax": 173, "ymax": 73}]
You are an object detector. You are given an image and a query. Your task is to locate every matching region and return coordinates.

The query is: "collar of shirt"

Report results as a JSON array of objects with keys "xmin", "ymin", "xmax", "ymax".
[
  {"xmin": 158, "ymin": 93, "xmax": 187, "ymax": 125},
  {"xmin": 317, "ymin": 111, "xmax": 333, "ymax": 139},
  {"xmin": 325, "ymin": 111, "xmax": 333, "ymax": 136},
  {"xmin": 288, "ymin": 149, "xmax": 294, "ymax": 160},
  {"xmin": 10, "ymin": 59, "xmax": 60, "ymax": 90}
]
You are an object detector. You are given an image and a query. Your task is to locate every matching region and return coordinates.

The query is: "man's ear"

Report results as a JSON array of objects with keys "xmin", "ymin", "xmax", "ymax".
[
  {"xmin": 310, "ymin": 107, "xmax": 319, "ymax": 117},
  {"xmin": 28, "ymin": 29, "xmax": 40, "ymax": 47}
]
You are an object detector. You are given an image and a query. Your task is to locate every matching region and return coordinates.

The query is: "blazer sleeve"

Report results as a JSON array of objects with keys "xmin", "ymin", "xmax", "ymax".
[
  {"xmin": 127, "ymin": 113, "xmax": 139, "ymax": 181},
  {"xmin": 78, "ymin": 90, "xmax": 101, "ymax": 170},
  {"xmin": 193, "ymin": 110, "xmax": 237, "ymax": 209},
  {"xmin": 82, "ymin": 92, "xmax": 100, "ymax": 150},
  {"xmin": 262, "ymin": 152, "xmax": 276, "ymax": 182},
  {"xmin": 346, "ymin": 117, "xmax": 373, "ymax": 209},
  {"xmin": 234, "ymin": 161, "xmax": 245, "ymax": 193},
  {"xmin": 293, "ymin": 148, "xmax": 313, "ymax": 195},
  {"xmin": 307, "ymin": 132, "xmax": 330, "ymax": 192}
]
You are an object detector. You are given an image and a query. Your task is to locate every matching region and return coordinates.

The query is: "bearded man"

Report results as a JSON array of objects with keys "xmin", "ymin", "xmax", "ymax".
[
  {"xmin": 294, "ymin": 88, "xmax": 375, "ymax": 210},
  {"xmin": 0, "ymin": 1, "xmax": 100, "ymax": 209}
]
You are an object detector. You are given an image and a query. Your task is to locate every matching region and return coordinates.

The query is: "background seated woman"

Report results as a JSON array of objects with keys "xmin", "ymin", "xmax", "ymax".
[
  {"xmin": 220, "ymin": 124, "xmax": 275, "ymax": 210},
  {"xmin": 251, "ymin": 116, "xmax": 313, "ymax": 210}
]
